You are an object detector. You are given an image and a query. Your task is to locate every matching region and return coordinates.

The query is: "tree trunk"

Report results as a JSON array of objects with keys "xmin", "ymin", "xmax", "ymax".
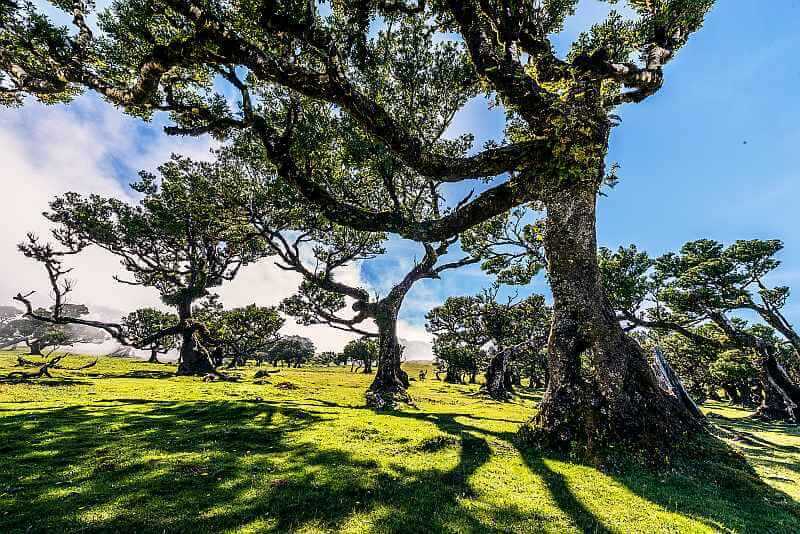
[
  {"xmin": 28, "ymin": 339, "xmax": 43, "ymax": 356},
  {"xmin": 520, "ymin": 187, "xmax": 703, "ymax": 458},
  {"xmin": 484, "ymin": 351, "xmax": 512, "ymax": 400},
  {"xmin": 148, "ymin": 349, "xmax": 160, "ymax": 364},
  {"xmin": 722, "ymin": 385, "xmax": 740, "ymax": 405},
  {"xmin": 363, "ymin": 358, "xmax": 373, "ymax": 374},
  {"xmin": 366, "ymin": 300, "xmax": 410, "ymax": 409},
  {"xmin": 174, "ymin": 301, "xmax": 215, "ymax": 376},
  {"xmin": 754, "ymin": 353, "xmax": 799, "ymax": 422}
]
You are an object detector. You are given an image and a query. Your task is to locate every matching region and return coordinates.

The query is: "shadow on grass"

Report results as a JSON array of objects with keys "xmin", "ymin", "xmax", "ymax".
[{"xmin": 1, "ymin": 396, "xmax": 798, "ymax": 533}]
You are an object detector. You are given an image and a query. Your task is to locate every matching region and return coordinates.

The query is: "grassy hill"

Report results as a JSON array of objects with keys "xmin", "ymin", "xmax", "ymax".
[{"xmin": 0, "ymin": 351, "xmax": 798, "ymax": 533}]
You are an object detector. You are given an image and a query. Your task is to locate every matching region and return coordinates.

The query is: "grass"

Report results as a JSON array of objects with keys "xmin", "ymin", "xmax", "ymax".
[{"xmin": 0, "ymin": 351, "xmax": 798, "ymax": 533}]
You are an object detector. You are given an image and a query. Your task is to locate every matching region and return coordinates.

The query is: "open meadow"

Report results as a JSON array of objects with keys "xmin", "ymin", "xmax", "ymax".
[{"xmin": 1, "ymin": 351, "xmax": 798, "ymax": 533}]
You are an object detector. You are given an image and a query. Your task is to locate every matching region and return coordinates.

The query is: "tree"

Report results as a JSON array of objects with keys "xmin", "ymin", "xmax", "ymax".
[
  {"xmin": 15, "ymin": 157, "xmax": 271, "ymax": 375},
  {"xmin": 342, "ymin": 337, "xmax": 379, "ymax": 374},
  {"xmin": 601, "ymin": 240, "xmax": 800, "ymax": 422},
  {"xmin": 2, "ymin": 0, "xmax": 716, "ymax": 453},
  {"xmin": 197, "ymin": 301, "xmax": 285, "ymax": 367},
  {"xmin": 265, "ymin": 336, "xmax": 315, "ymax": 368},
  {"xmin": 427, "ymin": 291, "xmax": 550, "ymax": 399},
  {"xmin": 123, "ymin": 308, "xmax": 178, "ymax": 363},
  {"xmin": 1, "ymin": 302, "xmax": 103, "ymax": 355},
  {"xmin": 218, "ymin": 137, "xmax": 477, "ymax": 407}
]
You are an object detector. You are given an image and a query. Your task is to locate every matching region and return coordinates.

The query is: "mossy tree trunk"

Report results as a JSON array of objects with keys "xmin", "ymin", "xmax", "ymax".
[{"xmin": 521, "ymin": 186, "xmax": 703, "ymax": 456}]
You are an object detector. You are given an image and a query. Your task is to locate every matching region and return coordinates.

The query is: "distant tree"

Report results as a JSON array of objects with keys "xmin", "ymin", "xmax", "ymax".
[
  {"xmin": 1, "ymin": 303, "xmax": 103, "ymax": 355},
  {"xmin": 427, "ymin": 296, "xmax": 489, "ymax": 384},
  {"xmin": 123, "ymin": 308, "xmax": 178, "ymax": 364},
  {"xmin": 342, "ymin": 338, "xmax": 379, "ymax": 374},
  {"xmin": 200, "ymin": 302, "xmax": 285, "ymax": 368},
  {"xmin": 313, "ymin": 351, "xmax": 338, "ymax": 367},
  {"xmin": 266, "ymin": 336, "xmax": 315, "ymax": 368},
  {"xmin": 427, "ymin": 291, "xmax": 550, "ymax": 399},
  {"xmin": 15, "ymin": 157, "xmax": 271, "ymax": 375}
]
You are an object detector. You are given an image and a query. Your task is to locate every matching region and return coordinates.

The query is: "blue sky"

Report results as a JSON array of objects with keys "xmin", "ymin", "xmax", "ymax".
[{"xmin": 2, "ymin": 1, "xmax": 799, "ymax": 354}]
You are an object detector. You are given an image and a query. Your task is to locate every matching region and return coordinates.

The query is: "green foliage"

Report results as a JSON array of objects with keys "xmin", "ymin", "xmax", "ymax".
[
  {"xmin": 195, "ymin": 300, "xmax": 285, "ymax": 362},
  {"xmin": 427, "ymin": 292, "xmax": 550, "ymax": 384},
  {"xmin": 42, "ymin": 155, "xmax": 271, "ymax": 310},
  {"xmin": 461, "ymin": 207, "xmax": 546, "ymax": 286},
  {"xmin": 122, "ymin": 308, "xmax": 178, "ymax": 353},
  {"xmin": 265, "ymin": 335, "xmax": 316, "ymax": 366},
  {"xmin": 342, "ymin": 337, "xmax": 378, "ymax": 366}
]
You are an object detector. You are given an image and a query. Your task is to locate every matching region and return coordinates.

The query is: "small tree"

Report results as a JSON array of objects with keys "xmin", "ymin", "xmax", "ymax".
[
  {"xmin": 123, "ymin": 308, "xmax": 178, "ymax": 363},
  {"xmin": 266, "ymin": 336, "xmax": 315, "ymax": 368},
  {"xmin": 1, "ymin": 303, "xmax": 103, "ymax": 355},
  {"xmin": 342, "ymin": 338, "xmax": 379, "ymax": 374},
  {"xmin": 197, "ymin": 302, "xmax": 284, "ymax": 368}
]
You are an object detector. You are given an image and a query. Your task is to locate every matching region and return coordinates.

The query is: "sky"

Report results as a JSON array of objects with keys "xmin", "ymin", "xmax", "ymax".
[{"xmin": 2, "ymin": 1, "xmax": 799, "ymax": 359}]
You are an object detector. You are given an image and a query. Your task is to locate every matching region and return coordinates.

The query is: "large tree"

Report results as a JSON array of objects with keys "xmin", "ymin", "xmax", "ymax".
[
  {"xmin": 218, "ymin": 137, "xmax": 476, "ymax": 407},
  {"xmin": 15, "ymin": 157, "xmax": 271, "ymax": 375},
  {"xmin": 1, "ymin": 0, "xmax": 716, "ymax": 452}
]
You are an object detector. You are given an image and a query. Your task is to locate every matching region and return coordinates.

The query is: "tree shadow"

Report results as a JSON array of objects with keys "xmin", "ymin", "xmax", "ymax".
[
  {"xmin": 0, "ymin": 398, "xmax": 520, "ymax": 533},
  {"xmin": 2, "ymin": 393, "xmax": 799, "ymax": 533}
]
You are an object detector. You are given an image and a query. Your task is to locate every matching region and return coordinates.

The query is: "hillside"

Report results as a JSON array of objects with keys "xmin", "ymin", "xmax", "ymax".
[{"xmin": 0, "ymin": 352, "xmax": 798, "ymax": 533}]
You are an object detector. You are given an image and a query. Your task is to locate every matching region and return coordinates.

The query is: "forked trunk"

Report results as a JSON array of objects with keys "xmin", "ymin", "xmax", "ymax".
[
  {"xmin": 366, "ymin": 300, "xmax": 410, "ymax": 409},
  {"xmin": 520, "ymin": 187, "xmax": 703, "ymax": 458}
]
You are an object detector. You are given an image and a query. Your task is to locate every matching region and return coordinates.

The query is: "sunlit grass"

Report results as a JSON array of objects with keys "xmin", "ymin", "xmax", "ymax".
[{"xmin": 0, "ymin": 351, "xmax": 798, "ymax": 533}]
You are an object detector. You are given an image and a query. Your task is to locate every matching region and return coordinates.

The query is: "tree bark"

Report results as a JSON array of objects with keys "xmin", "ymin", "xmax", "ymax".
[
  {"xmin": 754, "ymin": 353, "xmax": 799, "ymax": 422},
  {"xmin": 174, "ymin": 301, "xmax": 215, "ymax": 376},
  {"xmin": 366, "ymin": 299, "xmax": 410, "ymax": 409},
  {"xmin": 484, "ymin": 351, "xmax": 513, "ymax": 400},
  {"xmin": 148, "ymin": 349, "xmax": 160, "ymax": 364},
  {"xmin": 520, "ymin": 186, "xmax": 703, "ymax": 457}
]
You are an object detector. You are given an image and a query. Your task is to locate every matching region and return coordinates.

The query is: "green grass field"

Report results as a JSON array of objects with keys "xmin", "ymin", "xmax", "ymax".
[{"xmin": 1, "ymin": 351, "xmax": 799, "ymax": 533}]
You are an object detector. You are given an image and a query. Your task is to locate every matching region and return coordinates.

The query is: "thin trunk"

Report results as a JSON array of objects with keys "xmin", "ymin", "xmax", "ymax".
[{"xmin": 522, "ymin": 186, "xmax": 702, "ymax": 457}]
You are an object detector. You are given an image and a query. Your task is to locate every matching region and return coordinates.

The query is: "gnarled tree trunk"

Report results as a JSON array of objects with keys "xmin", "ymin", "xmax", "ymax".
[
  {"xmin": 28, "ymin": 339, "xmax": 43, "ymax": 356},
  {"xmin": 484, "ymin": 351, "xmax": 513, "ymax": 400},
  {"xmin": 366, "ymin": 299, "xmax": 410, "ymax": 409},
  {"xmin": 174, "ymin": 301, "xmax": 215, "ymax": 376},
  {"xmin": 520, "ymin": 186, "xmax": 703, "ymax": 457}
]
